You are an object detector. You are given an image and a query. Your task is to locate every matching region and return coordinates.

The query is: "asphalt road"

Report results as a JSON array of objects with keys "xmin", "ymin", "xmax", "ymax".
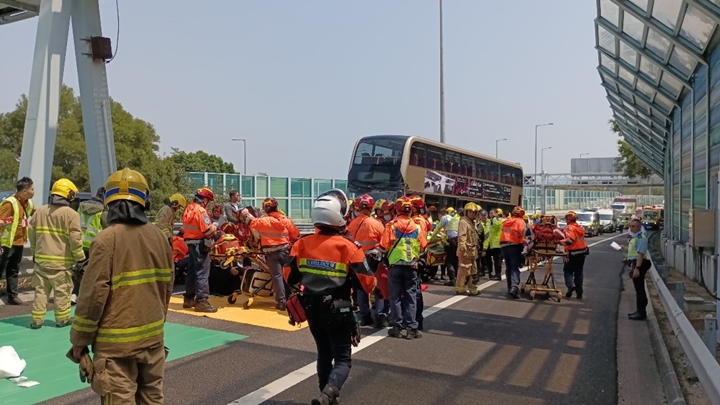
[{"xmin": 3, "ymin": 231, "xmax": 632, "ymax": 405}]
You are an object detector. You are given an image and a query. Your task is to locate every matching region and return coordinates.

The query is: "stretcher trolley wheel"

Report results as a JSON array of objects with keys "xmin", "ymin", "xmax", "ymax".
[
  {"xmin": 557, "ymin": 291, "xmax": 562, "ymax": 302},
  {"xmin": 227, "ymin": 293, "xmax": 238, "ymax": 304},
  {"xmin": 529, "ymin": 290, "xmax": 536, "ymax": 300},
  {"xmin": 243, "ymin": 297, "xmax": 254, "ymax": 309}
]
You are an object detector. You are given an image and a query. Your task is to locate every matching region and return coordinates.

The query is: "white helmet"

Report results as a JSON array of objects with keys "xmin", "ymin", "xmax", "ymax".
[{"xmin": 312, "ymin": 188, "xmax": 349, "ymax": 227}]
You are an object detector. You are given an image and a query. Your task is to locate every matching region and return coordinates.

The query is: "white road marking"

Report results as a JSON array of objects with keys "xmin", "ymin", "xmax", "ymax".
[{"xmin": 223, "ymin": 232, "xmax": 624, "ymax": 404}]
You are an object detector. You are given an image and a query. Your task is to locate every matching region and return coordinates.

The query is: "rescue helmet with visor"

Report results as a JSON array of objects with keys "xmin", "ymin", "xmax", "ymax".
[{"xmin": 311, "ymin": 188, "xmax": 348, "ymax": 227}]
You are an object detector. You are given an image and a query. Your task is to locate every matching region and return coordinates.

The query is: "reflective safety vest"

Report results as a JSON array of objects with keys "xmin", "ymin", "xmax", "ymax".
[
  {"xmin": 0, "ymin": 196, "xmax": 33, "ymax": 248},
  {"xmin": 80, "ymin": 211, "xmax": 103, "ymax": 249},
  {"xmin": 627, "ymin": 233, "xmax": 647, "ymax": 259},
  {"xmin": 565, "ymin": 222, "xmax": 587, "ymax": 252},
  {"xmin": 444, "ymin": 214, "xmax": 459, "ymax": 232},
  {"xmin": 182, "ymin": 202, "xmax": 215, "ymax": 242},
  {"xmin": 386, "ymin": 219, "xmax": 423, "ymax": 265}
]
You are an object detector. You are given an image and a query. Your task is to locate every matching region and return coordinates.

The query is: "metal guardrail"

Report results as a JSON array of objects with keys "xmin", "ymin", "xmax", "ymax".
[{"xmin": 648, "ymin": 252, "xmax": 720, "ymax": 404}]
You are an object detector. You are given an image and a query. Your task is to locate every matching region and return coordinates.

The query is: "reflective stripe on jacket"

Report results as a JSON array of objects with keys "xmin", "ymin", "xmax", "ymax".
[
  {"xmin": 627, "ymin": 233, "xmax": 647, "ymax": 259},
  {"xmin": 29, "ymin": 204, "xmax": 84, "ymax": 270},
  {"xmin": 286, "ymin": 233, "xmax": 376, "ymax": 296},
  {"xmin": 565, "ymin": 223, "xmax": 588, "ymax": 252},
  {"xmin": 250, "ymin": 212, "xmax": 299, "ymax": 247},
  {"xmin": 488, "ymin": 217, "xmax": 504, "ymax": 249},
  {"xmin": 182, "ymin": 202, "xmax": 215, "ymax": 241},
  {"xmin": 70, "ymin": 222, "xmax": 174, "ymax": 358},
  {"xmin": 0, "ymin": 196, "xmax": 33, "ymax": 248},
  {"xmin": 347, "ymin": 213, "xmax": 384, "ymax": 251}
]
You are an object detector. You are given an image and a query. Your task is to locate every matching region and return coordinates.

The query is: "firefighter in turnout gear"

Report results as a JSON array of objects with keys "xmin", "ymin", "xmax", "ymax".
[
  {"xmin": 156, "ymin": 193, "xmax": 187, "ymax": 241},
  {"xmin": 284, "ymin": 189, "xmax": 376, "ymax": 405},
  {"xmin": 456, "ymin": 203, "xmax": 481, "ymax": 295},
  {"xmin": 73, "ymin": 187, "xmax": 107, "ymax": 304},
  {"xmin": 182, "ymin": 187, "xmax": 218, "ymax": 313},
  {"xmin": 28, "ymin": 179, "xmax": 85, "ymax": 328},
  {"xmin": 70, "ymin": 168, "xmax": 174, "ymax": 404}
]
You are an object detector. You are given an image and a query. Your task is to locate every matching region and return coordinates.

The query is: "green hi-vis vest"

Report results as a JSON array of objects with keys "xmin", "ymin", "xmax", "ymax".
[
  {"xmin": 80, "ymin": 211, "xmax": 103, "ymax": 249},
  {"xmin": 388, "ymin": 222, "xmax": 422, "ymax": 265},
  {"xmin": 0, "ymin": 196, "xmax": 34, "ymax": 248},
  {"xmin": 627, "ymin": 233, "xmax": 647, "ymax": 260},
  {"xmin": 444, "ymin": 214, "xmax": 459, "ymax": 232}
]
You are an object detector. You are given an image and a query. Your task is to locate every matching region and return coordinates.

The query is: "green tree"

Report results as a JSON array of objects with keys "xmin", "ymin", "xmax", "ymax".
[
  {"xmin": 610, "ymin": 119, "xmax": 654, "ymax": 179},
  {"xmin": 0, "ymin": 85, "xmax": 235, "ymax": 213},
  {"xmin": 168, "ymin": 149, "xmax": 235, "ymax": 173}
]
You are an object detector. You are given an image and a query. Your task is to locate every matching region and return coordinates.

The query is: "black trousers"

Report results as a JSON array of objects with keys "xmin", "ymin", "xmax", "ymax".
[
  {"xmin": 307, "ymin": 305, "xmax": 353, "ymax": 393},
  {"xmin": 0, "ymin": 245, "xmax": 24, "ymax": 298},
  {"xmin": 629, "ymin": 260, "xmax": 651, "ymax": 314},
  {"xmin": 443, "ymin": 238, "xmax": 458, "ymax": 280},
  {"xmin": 486, "ymin": 248, "xmax": 502, "ymax": 277}
]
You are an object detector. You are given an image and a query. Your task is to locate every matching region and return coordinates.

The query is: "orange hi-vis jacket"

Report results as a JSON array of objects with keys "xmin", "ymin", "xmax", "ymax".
[
  {"xmin": 500, "ymin": 216, "xmax": 526, "ymax": 246},
  {"xmin": 380, "ymin": 216, "xmax": 427, "ymax": 265},
  {"xmin": 182, "ymin": 202, "xmax": 216, "ymax": 243},
  {"xmin": 285, "ymin": 232, "xmax": 377, "ymax": 296},
  {"xmin": 172, "ymin": 235, "xmax": 188, "ymax": 261},
  {"xmin": 564, "ymin": 222, "xmax": 588, "ymax": 253},
  {"xmin": 412, "ymin": 214, "xmax": 433, "ymax": 233},
  {"xmin": 347, "ymin": 213, "xmax": 384, "ymax": 252},
  {"xmin": 250, "ymin": 211, "xmax": 299, "ymax": 248}
]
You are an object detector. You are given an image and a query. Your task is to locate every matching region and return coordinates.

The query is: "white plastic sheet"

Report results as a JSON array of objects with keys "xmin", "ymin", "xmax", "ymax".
[{"xmin": 0, "ymin": 346, "xmax": 27, "ymax": 378}]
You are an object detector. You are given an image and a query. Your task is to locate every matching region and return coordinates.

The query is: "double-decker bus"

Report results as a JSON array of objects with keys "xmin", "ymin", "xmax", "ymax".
[{"xmin": 347, "ymin": 135, "xmax": 524, "ymax": 212}]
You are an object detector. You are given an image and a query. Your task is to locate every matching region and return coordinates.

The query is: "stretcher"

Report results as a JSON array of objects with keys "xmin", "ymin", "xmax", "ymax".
[
  {"xmin": 521, "ymin": 216, "xmax": 565, "ymax": 302},
  {"xmin": 225, "ymin": 245, "xmax": 275, "ymax": 309}
]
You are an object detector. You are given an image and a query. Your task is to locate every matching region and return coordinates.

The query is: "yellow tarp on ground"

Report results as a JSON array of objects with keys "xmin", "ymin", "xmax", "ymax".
[{"xmin": 168, "ymin": 295, "xmax": 308, "ymax": 332}]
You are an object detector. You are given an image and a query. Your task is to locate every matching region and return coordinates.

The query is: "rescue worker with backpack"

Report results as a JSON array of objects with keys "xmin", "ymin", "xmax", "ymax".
[
  {"xmin": 73, "ymin": 187, "xmax": 106, "ymax": 304},
  {"xmin": 284, "ymin": 189, "xmax": 376, "ymax": 405},
  {"xmin": 70, "ymin": 168, "xmax": 174, "ymax": 404},
  {"xmin": 29, "ymin": 179, "xmax": 85, "ymax": 328},
  {"xmin": 381, "ymin": 196, "xmax": 427, "ymax": 339},
  {"xmin": 182, "ymin": 187, "xmax": 219, "ymax": 313}
]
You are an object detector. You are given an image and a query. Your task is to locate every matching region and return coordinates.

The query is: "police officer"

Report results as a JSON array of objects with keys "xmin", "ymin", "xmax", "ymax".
[
  {"xmin": 70, "ymin": 168, "xmax": 174, "ymax": 403},
  {"xmin": 622, "ymin": 218, "xmax": 651, "ymax": 320},
  {"xmin": 284, "ymin": 189, "xmax": 376, "ymax": 405}
]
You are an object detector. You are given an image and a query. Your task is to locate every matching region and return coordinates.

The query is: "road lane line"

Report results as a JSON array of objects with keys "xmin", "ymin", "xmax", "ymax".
[{"xmin": 227, "ymin": 233, "xmax": 625, "ymax": 404}]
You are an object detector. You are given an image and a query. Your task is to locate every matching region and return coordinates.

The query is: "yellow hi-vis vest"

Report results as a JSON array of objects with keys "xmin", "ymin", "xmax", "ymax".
[
  {"xmin": 80, "ymin": 211, "xmax": 103, "ymax": 249},
  {"xmin": 0, "ymin": 196, "xmax": 34, "ymax": 248}
]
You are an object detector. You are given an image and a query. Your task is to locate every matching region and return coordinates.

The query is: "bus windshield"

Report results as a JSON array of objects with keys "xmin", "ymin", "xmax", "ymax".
[
  {"xmin": 348, "ymin": 136, "xmax": 406, "ymax": 190},
  {"xmin": 643, "ymin": 210, "xmax": 658, "ymax": 220},
  {"xmin": 610, "ymin": 204, "xmax": 625, "ymax": 210}
]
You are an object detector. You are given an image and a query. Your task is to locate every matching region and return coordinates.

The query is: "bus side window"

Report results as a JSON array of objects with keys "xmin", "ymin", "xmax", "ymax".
[
  {"xmin": 427, "ymin": 146, "xmax": 444, "ymax": 172},
  {"xmin": 411, "ymin": 143, "xmax": 427, "ymax": 168}
]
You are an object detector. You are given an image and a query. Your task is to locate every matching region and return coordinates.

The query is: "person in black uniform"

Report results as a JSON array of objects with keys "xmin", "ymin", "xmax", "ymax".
[{"xmin": 284, "ymin": 189, "xmax": 376, "ymax": 405}]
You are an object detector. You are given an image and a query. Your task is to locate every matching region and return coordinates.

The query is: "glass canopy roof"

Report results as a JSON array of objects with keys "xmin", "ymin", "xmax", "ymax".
[
  {"xmin": 0, "ymin": 1, "xmax": 39, "ymax": 25},
  {"xmin": 595, "ymin": 0, "xmax": 720, "ymax": 175}
]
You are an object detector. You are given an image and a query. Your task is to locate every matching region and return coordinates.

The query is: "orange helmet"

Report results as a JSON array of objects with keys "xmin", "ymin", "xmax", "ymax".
[
  {"xmin": 196, "ymin": 187, "xmax": 215, "ymax": 201},
  {"xmin": 511, "ymin": 206, "xmax": 525, "ymax": 217},
  {"xmin": 565, "ymin": 211, "xmax": 578, "ymax": 222},
  {"xmin": 428, "ymin": 205, "xmax": 437, "ymax": 212},
  {"xmin": 356, "ymin": 194, "xmax": 374, "ymax": 210},
  {"xmin": 395, "ymin": 196, "xmax": 413, "ymax": 215},
  {"xmin": 262, "ymin": 197, "xmax": 278, "ymax": 212}
]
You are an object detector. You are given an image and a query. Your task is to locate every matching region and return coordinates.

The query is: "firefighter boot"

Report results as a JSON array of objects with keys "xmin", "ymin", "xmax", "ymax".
[
  {"xmin": 183, "ymin": 298, "xmax": 195, "ymax": 308},
  {"xmin": 374, "ymin": 315, "xmax": 388, "ymax": 328},
  {"xmin": 387, "ymin": 324, "xmax": 402, "ymax": 338},
  {"xmin": 194, "ymin": 300, "xmax": 218, "ymax": 313},
  {"xmin": 311, "ymin": 385, "xmax": 340, "ymax": 405}
]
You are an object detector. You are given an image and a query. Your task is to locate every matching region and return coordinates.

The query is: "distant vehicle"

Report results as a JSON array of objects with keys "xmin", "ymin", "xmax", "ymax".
[
  {"xmin": 597, "ymin": 208, "xmax": 618, "ymax": 233},
  {"xmin": 0, "ymin": 191, "xmax": 13, "ymax": 201},
  {"xmin": 641, "ymin": 206, "xmax": 664, "ymax": 230},
  {"xmin": 557, "ymin": 219, "xmax": 567, "ymax": 229},
  {"xmin": 577, "ymin": 211, "xmax": 600, "ymax": 237},
  {"xmin": 611, "ymin": 197, "xmax": 637, "ymax": 216}
]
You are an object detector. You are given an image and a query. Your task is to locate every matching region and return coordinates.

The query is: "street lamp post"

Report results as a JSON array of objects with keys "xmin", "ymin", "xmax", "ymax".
[
  {"xmin": 541, "ymin": 146, "xmax": 552, "ymax": 213},
  {"xmin": 534, "ymin": 122, "xmax": 553, "ymax": 211},
  {"xmin": 231, "ymin": 138, "xmax": 247, "ymax": 174},
  {"xmin": 439, "ymin": 0, "xmax": 446, "ymax": 144},
  {"xmin": 495, "ymin": 138, "xmax": 507, "ymax": 158}
]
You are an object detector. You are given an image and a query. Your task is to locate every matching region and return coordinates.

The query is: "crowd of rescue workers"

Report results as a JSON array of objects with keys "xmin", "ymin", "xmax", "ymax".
[{"xmin": 0, "ymin": 170, "xmax": 652, "ymax": 405}]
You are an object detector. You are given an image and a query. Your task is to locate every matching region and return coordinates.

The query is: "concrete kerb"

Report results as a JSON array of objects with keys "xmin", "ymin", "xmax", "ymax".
[{"xmin": 645, "ymin": 278, "xmax": 687, "ymax": 405}]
